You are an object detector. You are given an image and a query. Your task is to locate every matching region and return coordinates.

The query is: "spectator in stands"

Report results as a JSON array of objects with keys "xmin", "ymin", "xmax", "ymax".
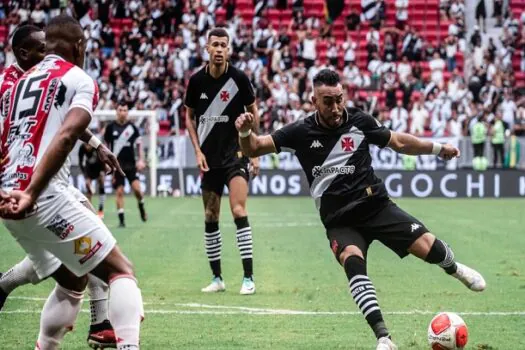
[
  {"xmin": 490, "ymin": 110, "xmax": 507, "ymax": 168},
  {"xmin": 383, "ymin": 67, "xmax": 398, "ymax": 109},
  {"xmin": 445, "ymin": 36, "xmax": 458, "ymax": 71},
  {"xmin": 410, "ymin": 96, "xmax": 429, "ymax": 135},
  {"xmin": 366, "ymin": 26, "xmax": 380, "ymax": 62},
  {"xmin": 390, "ymin": 99, "xmax": 409, "ymax": 132},
  {"xmin": 430, "ymin": 52, "xmax": 446, "ymax": 86},
  {"xmin": 395, "ymin": 0, "xmax": 408, "ymax": 30},
  {"xmin": 475, "ymin": 0, "xmax": 487, "ymax": 32},
  {"xmin": 383, "ymin": 33, "xmax": 398, "ymax": 62},
  {"xmin": 368, "ymin": 51, "xmax": 383, "ymax": 89},
  {"xmin": 342, "ymin": 34, "xmax": 357, "ymax": 66},
  {"xmin": 447, "ymin": 107, "xmax": 463, "ymax": 136},
  {"xmin": 500, "ymin": 90, "xmax": 517, "ymax": 129},
  {"xmin": 301, "ymin": 30, "xmax": 316, "ymax": 69},
  {"xmin": 397, "ymin": 55, "xmax": 412, "ymax": 84}
]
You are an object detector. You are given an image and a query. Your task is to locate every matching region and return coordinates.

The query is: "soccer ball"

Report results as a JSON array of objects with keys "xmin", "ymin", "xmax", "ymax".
[{"xmin": 427, "ymin": 312, "xmax": 468, "ymax": 349}]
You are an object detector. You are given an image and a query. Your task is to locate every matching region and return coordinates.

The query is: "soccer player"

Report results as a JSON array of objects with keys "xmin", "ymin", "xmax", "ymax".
[
  {"xmin": 185, "ymin": 27, "xmax": 260, "ymax": 295},
  {"xmin": 235, "ymin": 69, "xmax": 486, "ymax": 350},
  {"xmin": 103, "ymin": 102, "xmax": 147, "ymax": 227},
  {"xmin": 78, "ymin": 142, "xmax": 106, "ymax": 218},
  {"xmin": 0, "ymin": 24, "xmax": 124, "ymax": 348},
  {"xmin": 0, "ymin": 15, "xmax": 143, "ymax": 350}
]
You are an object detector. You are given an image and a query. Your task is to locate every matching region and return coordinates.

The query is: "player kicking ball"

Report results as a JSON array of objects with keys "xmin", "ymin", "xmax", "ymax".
[{"xmin": 235, "ymin": 69, "xmax": 485, "ymax": 349}]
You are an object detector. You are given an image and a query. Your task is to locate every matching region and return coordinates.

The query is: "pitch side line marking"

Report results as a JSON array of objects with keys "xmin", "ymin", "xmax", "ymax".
[{"xmin": 4, "ymin": 299, "xmax": 525, "ymax": 316}]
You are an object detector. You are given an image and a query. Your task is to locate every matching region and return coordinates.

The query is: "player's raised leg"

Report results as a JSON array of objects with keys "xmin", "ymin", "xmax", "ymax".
[
  {"xmin": 201, "ymin": 189, "xmax": 226, "ymax": 292},
  {"xmin": 130, "ymin": 179, "xmax": 147, "ymax": 222},
  {"xmin": 330, "ymin": 228, "xmax": 397, "ymax": 350},
  {"xmin": 408, "ymin": 233, "xmax": 486, "ymax": 291},
  {"xmin": 228, "ymin": 175, "xmax": 255, "ymax": 295}
]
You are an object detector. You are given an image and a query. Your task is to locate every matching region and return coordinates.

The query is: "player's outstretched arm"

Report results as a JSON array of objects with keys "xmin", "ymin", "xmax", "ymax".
[
  {"xmin": 387, "ymin": 131, "xmax": 460, "ymax": 160},
  {"xmin": 236, "ymin": 113, "xmax": 277, "ymax": 157}
]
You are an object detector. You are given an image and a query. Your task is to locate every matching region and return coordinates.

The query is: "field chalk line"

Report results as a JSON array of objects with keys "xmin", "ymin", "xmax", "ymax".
[{"xmin": 4, "ymin": 298, "xmax": 525, "ymax": 316}]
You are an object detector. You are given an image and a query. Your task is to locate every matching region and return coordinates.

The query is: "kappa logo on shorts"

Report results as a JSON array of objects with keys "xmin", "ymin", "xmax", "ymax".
[
  {"xmin": 46, "ymin": 214, "xmax": 75, "ymax": 240},
  {"xmin": 331, "ymin": 240, "xmax": 339, "ymax": 255},
  {"xmin": 74, "ymin": 237, "xmax": 92, "ymax": 255},
  {"xmin": 411, "ymin": 223, "xmax": 422, "ymax": 232},
  {"xmin": 78, "ymin": 241, "xmax": 103, "ymax": 265}
]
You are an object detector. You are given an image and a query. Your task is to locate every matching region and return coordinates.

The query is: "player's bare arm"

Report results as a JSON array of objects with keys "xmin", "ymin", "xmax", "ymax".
[
  {"xmin": 185, "ymin": 106, "xmax": 209, "ymax": 172},
  {"xmin": 245, "ymin": 103, "xmax": 260, "ymax": 177},
  {"xmin": 387, "ymin": 131, "xmax": 460, "ymax": 161},
  {"xmin": 8, "ymin": 107, "xmax": 92, "ymax": 217},
  {"xmin": 236, "ymin": 112, "xmax": 277, "ymax": 157}
]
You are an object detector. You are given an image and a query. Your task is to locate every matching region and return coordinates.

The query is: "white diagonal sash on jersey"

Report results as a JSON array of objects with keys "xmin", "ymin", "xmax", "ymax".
[
  {"xmin": 310, "ymin": 127, "xmax": 365, "ymax": 210},
  {"xmin": 197, "ymin": 78, "xmax": 239, "ymax": 146},
  {"xmin": 113, "ymin": 124, "xmax": 135, "ymax": 157}
]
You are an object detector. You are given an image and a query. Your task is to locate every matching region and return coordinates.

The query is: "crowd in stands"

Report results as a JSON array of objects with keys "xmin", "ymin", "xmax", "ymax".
[{"xmin": 0, "ymin": 0, "xmax": 523, "ymax": 146}]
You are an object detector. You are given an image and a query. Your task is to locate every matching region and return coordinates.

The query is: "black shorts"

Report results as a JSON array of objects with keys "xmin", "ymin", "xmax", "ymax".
[
  {"xmin": 201, "ymin": 161, "xmax": 249, "ymax": 196},
  {"xmin": 84, "ymin": 164, "xmax": 103, "ymax": 179},
  {"xmin": 113, "ymin": 167, "xmax": 139, "ymax": 189},
  {"xmin": 327, "ymin": 201, "xmax": 428, "ymax": 260}
]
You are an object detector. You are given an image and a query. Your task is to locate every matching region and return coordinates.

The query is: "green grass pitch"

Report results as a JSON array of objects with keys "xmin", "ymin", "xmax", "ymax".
[{"xmin": 0, "ymin": 197, "xmax": 524, "ymax": 349}]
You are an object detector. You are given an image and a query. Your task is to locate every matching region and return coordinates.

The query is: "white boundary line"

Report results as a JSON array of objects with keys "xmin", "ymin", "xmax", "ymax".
[{"xmin": 4, "ymin": 298, "xmax": 525, "ymax": 316}]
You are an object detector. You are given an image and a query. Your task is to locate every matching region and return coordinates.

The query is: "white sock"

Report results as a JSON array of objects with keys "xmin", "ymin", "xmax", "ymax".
[
  {"xmin": 87, "ymin": 274, "xmax": 109, "ymax": 326},
  {"xmin": 109, "ymin": 275, "xmax": 143, "ymax": 349},
  {"xmin": 0, "ymin": 257, "xmax": 41, "ymax": 294},
  {"xmin": 36, "ymin": 284, "xmax": 84, "ymax": 350}
]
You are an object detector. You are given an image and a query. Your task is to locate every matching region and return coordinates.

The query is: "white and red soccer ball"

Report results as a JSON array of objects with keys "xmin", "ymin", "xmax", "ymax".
[{"xmin": 427, "ymin": 312, "xmax": 468, "ymax": 350}]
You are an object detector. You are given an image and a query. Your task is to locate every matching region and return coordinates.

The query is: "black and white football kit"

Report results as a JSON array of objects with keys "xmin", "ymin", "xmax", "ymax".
[
  {"xmin": 104, "ymin": 121, "xmax": 141, "ymax": 189},
  {"xmin": 78, "ymin": 143, "xmax": 103, "ymax": 179},
  {"xmin": 271, "ymin": 108, "xmax": 428, "ymax": 258},
  {"xmin": 184, "ymin": 63, "xmax": 256, "ymax": 195}
]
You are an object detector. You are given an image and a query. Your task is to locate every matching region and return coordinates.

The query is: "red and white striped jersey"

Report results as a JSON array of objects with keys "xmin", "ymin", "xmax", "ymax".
[
  {"xmin": 0, "ymin": 63, "xmax": 24, "ymax": 98},
  {"xmin": 0, "ymin": 54, "xmax": 99, "ymax": 196}
]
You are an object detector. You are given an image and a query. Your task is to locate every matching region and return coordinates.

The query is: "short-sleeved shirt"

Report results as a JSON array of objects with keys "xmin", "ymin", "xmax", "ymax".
[
  {"xmin": 103, "ymin": 121, "xmax": 140, "ymax": 169},
  {"xmin": 184, "ymin": 63, "xmax": 255, "ymax": 168},
  {"xmin": 271, "ymin": 108, "xmax": 392, "ymax": 228},
  {"xmin": 0, "ymin": 54, "xmax": 99, "ymax": 195}
]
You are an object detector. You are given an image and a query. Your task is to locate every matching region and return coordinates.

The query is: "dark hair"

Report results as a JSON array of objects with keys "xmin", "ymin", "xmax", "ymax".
[
  {"xmin": 46, "ymin": 14, "xmax": 82, "ymax": 41},
  {"xmin": 117, "ymin": 100, "xmax": 129, "ymax": 108},
  {"xmin": 312, "ymin": 69, "xmax": 340, "ymax": 88},
  {"xmin": 208, "ymin": 27, "xmax": 229, "ymax": 43},
  {"xmin": 12, "ymin": 25, "xmax": 42, "ymax": 50}
]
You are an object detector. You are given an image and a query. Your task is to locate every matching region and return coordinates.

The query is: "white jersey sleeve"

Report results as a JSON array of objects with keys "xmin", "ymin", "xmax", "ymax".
[{"xmin": 62, "ymin": 66, "xmax": 99, "ymax": 119}]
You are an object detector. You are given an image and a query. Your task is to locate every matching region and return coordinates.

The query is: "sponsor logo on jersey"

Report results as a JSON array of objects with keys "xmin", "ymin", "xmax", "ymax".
[
  {"xmin": 7, "ymin": 120, "xmax": 37, "ymax": 146},
  {"xmin": 74, "ymin": 237, "xmax": 92, "ymax": 255},
  {"xmin": 310, "ymin": 140, "xmax": 323, "ymax": 148},
  {"xmin": 200, "ymin": 93, "xmax": 208, "ymax": 99},
  {"xmin": 46, "ymin": 214, "xmax": 75, "ymax": 240},
  {"xmin": 312, "ymin": 165, "xmax": 355, "ymax": 178},
  {"xmin": 18, "ymin": 144, "xmax": 36, "ymax": 167},
  {"xmin": 78, "ymin": 241, "xmax": 103, "ymax": 265},
  {"xmin": 199, "ymin": 115, "xmax": 229, "ymax": 124},
  {"xmin": 411, "ymin": 223, "xmax": 422, "ymax": 232}
]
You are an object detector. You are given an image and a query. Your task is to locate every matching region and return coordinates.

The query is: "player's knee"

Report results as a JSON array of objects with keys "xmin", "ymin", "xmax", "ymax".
[
  {"xmin": 339, "ymin": 245, "xmax": 365, "ymax": 266},
  {"xmin": 231, "ymin": 204, "xmax": 247, "ymax": 219},
  {"xmin": 205, "ymin": 209, "xmax": 219, "ymax": 222},
  {"xmin": 56, "ymin": 274, "xmax": 88, "ymax": 293}
]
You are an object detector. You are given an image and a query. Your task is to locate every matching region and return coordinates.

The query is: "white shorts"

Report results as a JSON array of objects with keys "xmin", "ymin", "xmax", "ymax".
[{"xmin": 3, "ymin": 187, "xmax": 116, "ymax": 279}]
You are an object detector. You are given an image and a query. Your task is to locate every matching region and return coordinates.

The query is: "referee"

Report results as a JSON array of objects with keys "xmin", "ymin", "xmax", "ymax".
[{"xmin": 185, "ymin": 27, "xmax": 260, "ymax": 295}]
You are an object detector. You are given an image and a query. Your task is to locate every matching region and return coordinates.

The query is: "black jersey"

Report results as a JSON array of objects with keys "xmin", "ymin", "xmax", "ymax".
[
  {"xmin": 78, "ymin": 143, "xmax": 102, "ymax": 170},
  {"xmin": 184, "ymin": 63, "xmax": 255, "ymax": 168},
  {"xmin": 271, "ymin": 108, "xmax": 392, "ymax": 228},
  {"xmin": 103, "ymin": 121, "xmax": 141, "ymax": 168}
]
